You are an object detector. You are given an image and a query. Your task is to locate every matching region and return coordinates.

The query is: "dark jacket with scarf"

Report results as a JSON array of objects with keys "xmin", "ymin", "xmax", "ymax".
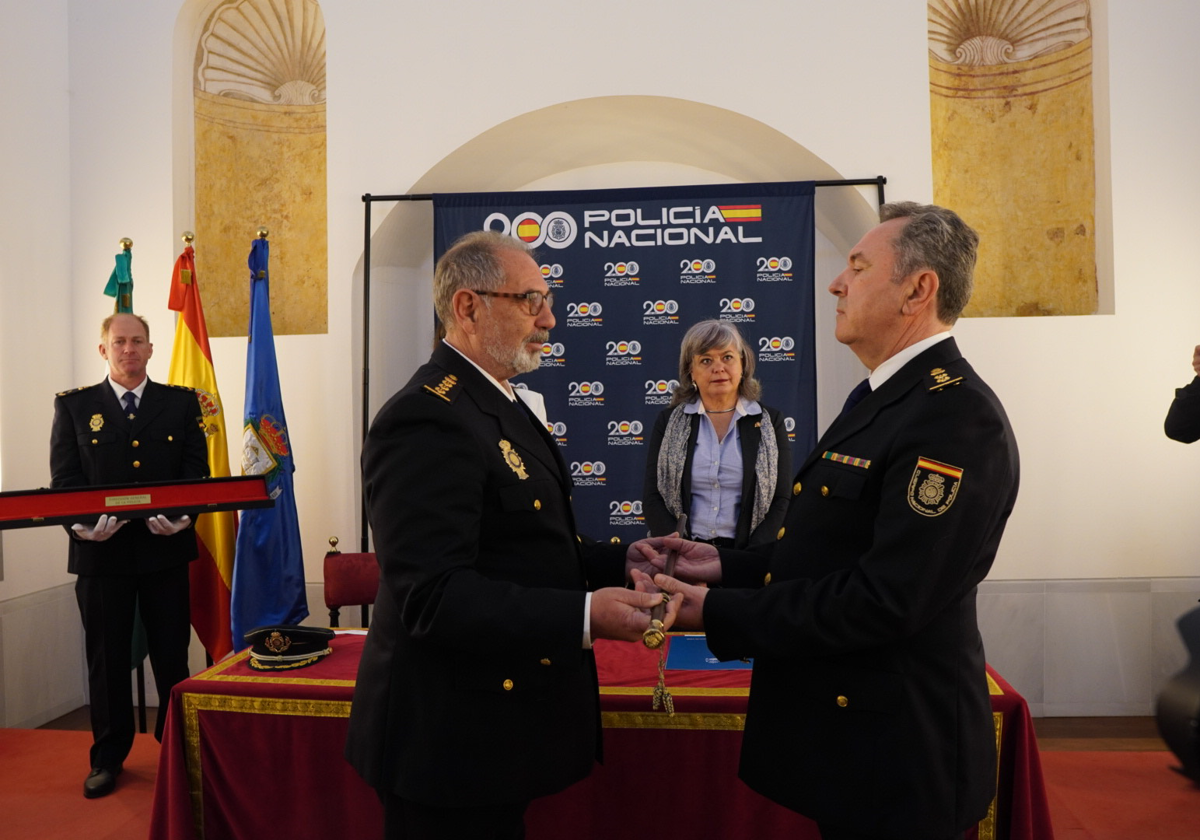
[{"xmin": 642, "ymin": 402, "xmax": 791, "ymax": 548}]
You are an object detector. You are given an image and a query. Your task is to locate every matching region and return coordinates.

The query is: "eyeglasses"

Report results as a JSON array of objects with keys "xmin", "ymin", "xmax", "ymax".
[{"xmin": 472, "ymin": 289, "xmax": 555, "ymax": 316}]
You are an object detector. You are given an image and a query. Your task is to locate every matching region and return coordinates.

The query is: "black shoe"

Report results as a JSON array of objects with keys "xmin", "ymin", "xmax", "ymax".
[{"xmin": 83, "ymin": 765, "xmax": 122, "ymax": 799}]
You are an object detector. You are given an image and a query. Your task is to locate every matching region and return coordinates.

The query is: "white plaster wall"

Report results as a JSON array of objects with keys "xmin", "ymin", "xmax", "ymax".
[
  {"xmin": 0, "ymin": 1, "xmax": 77, "ymax": 594},
  {"xmin": 2, "ymin": 0, "xmax": 1200, "ymax": 722}
]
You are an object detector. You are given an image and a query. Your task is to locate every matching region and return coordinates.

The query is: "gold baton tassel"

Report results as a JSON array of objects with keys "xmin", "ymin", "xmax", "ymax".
[
  {"xmin": 644, "ymin": 515, "xmax": 687, "ymax": 715},
  {"xmin": 651, "ymin": 641, "xmax": 675, "ymax": 717}
]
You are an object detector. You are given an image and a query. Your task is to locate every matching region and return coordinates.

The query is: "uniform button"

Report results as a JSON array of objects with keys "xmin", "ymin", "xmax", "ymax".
[
  {"xmin": 836, "ymin": 695, "xmax": 849, "ymax": 708},
  {"xmin": 131, "ymin": 440, "xmax": 140, "ymax": 448},
  {"xmin": 763, "ymin": 572, "xmax": 772, "ymax": 585},
  {"xmin": 167, "ymin": 435, "xmax": 174, "ymax": 442},
  {"xmin": 793, "ymin": 481, "xmax": 802, "ymax": 495},
  {"xmin": 533, "ymin": 499, "xmax": 541, "ymax": 511},
  {"xmin": 132, "ymin": 461, "xmax": 141, "ymax": 468},
  {"xmin": 503, "ymin": 679, "xmax": 514, "ymax": 691},
  {"xmin": 539, "ymin": 658, "xmax": 551, "ymax": 666},
  {"xmin": 821, "ymin": 486, "xmax": 830, "ymax": 497},
  {"xmin": 609, "ymin": 536, "xmax": 621, "ymax": 544},
  {"xmin": 91, "ymin": 439, "xmax": 98, "ymax": 445},
  {"xmin": 776, "ymin": 527, "xmax": 785, "ymax": 540}
]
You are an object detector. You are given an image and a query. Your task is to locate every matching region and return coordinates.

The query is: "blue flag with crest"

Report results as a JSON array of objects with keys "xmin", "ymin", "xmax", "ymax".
[{"xmin": 231, "ymin": 236, "xmax": 308, "ymax": 643}]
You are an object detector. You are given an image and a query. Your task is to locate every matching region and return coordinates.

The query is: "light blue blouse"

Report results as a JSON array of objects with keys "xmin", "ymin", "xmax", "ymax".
[{"xmin": 683, "ymin": 397, "xmax": 761, "ymax": 541}]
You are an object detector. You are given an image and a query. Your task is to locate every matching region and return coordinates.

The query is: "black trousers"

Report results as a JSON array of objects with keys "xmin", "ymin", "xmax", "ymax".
[
  {"xmin": 75, "ymin": 563, "xmax": 191, "ymax": 769},
  {"xmin": 379, "ymin": 791, "xmax": 529, "ymax": 840}
]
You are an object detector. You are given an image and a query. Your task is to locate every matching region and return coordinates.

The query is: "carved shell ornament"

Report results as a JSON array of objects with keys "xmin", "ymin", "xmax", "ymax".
[
  {"xmin": 928, "ymin": 0, "xmax": 1091, "ymax": 66},
  {"xmin": 196, "ymin": 0, "xmax": 327, "ymax": 105}
]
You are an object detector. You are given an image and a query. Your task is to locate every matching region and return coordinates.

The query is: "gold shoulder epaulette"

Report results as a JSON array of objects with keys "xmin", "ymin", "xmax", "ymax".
[
  {"xmin": 56, "ymin": 386, "xmax": 87, "ymax": 397},
  {"xmin": 927, "ymin": 367, "xmax": 965, "ymax": 393},
  {"xmin": 423, "ymin": 373, "xmax": 460, "ymax": 403},
  {"xmin": 165, "ymin": 383, "xmax": 199, "ymax": 392}
]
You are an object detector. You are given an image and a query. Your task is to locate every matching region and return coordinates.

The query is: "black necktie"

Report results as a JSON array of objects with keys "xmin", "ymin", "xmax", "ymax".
[
  {"xmin": 514, "ymin": 397, "xmax": 552, "ymax": 442},
  {"xmin": 840, "ymin": 378, "xmax": 871, "ymax": 415},
  {"xmin": 514, "ymin": 396, "xmax": 563, "ymax": 478},
  {"xmin": 123, "ymin": 391, "xmax": 138, "ymax": 421}
]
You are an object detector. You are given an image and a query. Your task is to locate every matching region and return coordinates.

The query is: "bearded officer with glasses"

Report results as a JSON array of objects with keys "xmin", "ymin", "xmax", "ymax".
[{"xmin": 346, "ymin": 230, "xmax": 678, "ymax": 839}]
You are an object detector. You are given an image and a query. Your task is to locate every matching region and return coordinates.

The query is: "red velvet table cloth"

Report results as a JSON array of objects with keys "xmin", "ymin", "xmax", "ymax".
[{"xmin": 149, "ymin": 633, "xmax": 1054, "ymax": 840}]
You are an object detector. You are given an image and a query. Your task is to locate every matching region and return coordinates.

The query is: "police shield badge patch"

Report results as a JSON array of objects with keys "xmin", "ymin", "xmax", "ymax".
[{"xmin": 907, "ymin": 457, "xmax": 963, "ymax": 517}]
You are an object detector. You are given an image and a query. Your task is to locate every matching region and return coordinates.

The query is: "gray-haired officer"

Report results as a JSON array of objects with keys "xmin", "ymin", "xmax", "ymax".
[{"xmin": 649, "ymin": 203, "xmax": 1020, "ymax": 840}]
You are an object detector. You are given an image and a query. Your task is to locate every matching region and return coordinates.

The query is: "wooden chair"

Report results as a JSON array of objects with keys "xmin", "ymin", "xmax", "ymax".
[{"xmin": 323, "ymin": 537, "xmax": 379, "ymax": 628}]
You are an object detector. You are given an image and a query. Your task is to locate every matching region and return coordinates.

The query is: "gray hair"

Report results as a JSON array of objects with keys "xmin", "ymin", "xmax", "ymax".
[
  {"xmin": 670, "ymin": 319, "xmax": 762, "ymax": 407},
  {"xmin": 433, "ymin": 230, "xmax": 535, "ymax": 329},
  {"xmin": 879, "ymin": 202, "xmax": 979, "ymax": 323}
]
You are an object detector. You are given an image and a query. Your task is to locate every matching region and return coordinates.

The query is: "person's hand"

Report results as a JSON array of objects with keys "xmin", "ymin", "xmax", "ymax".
[
  {"xmin": 590, "ymin": 586, "xmax": 681, "ymax": 643},
  {"xmin": 1191, "ymin": 344, "xmax": 1200, "ymax": 377},
  {"xmin": 629, "ymin": 567, "xmax": 661, "ymax": 594},
  {"xmin": 145, "ymin": 514, "xmax": 191, "ymax": 536},
  {"xmin": 625, "ymin": 534, "xmax": 687, "ymax": 579},
  {"xmin": 632, "ymin": 536, "xmax": 722, "ymax": 585},
  {"xmin": 653, "ymin": 573, "xmax": 709, "ymax": 631},
  {"xmin": 70, "ymin": 514, "xmax": 127, "ymax": 542}
]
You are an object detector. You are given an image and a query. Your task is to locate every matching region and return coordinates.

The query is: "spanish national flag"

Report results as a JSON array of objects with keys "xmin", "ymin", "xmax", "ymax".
[{"xmin": 167, "ymin": 243, "xmax": 236, "ymax": 660}]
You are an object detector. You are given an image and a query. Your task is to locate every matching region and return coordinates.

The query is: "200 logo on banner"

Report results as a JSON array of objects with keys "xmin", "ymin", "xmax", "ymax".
[
  {"xmin": 608, "ymin": 499, "xmax": 645, "ymax": 528},
  {"xmin": 607, "ymin": 420, "xmax": 644, "ymax": 446},
  {"xmin": 605, "ymin": 340, "xmax": 642, "ymax": 367},
  {"xmin": 568, "ymin": 381, "xmax": 604, "ymax": 407},
  {"xmin": 570, "ymin": 461, "xmax": 606, "ymax": 486}
]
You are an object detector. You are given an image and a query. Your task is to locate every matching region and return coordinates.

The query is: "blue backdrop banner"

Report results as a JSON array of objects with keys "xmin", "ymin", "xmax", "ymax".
[{"xmin": 433, "ymin": 181, "xmax": 815, "ymax": 543}]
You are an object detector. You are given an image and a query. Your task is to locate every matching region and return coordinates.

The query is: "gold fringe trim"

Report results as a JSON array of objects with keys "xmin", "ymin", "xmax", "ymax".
[
  {"xmin": 600, "ymin": 686, "xmax": 749, "ymax": 698},
  {"xmin": 602, "ymin": 711, "xmax": 746, "ymax": 731}
]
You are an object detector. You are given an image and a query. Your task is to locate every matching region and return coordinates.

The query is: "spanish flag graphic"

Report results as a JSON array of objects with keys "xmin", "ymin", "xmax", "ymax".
[
  {"xmin": 516, "ymin": 217, "xmax": 542, "ymax": 243},
  {"xmin": 717, "ymin": 204, "xmax": 763, "ymax": 223}
]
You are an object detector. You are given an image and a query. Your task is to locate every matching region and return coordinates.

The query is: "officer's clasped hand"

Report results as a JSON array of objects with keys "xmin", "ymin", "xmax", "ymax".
[
  {"xmin": 145, "ymin": 514, "xmax": 191, "ymax": 536},
  {"xmin": 70, "ymin": 514, "xmax": 128, "ymax": 542}
]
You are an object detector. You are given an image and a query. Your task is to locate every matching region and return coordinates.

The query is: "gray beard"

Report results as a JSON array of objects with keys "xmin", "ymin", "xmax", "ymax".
[{"xmin": 484, "ymin": 331, "xmax": 547, "ymax": 376}]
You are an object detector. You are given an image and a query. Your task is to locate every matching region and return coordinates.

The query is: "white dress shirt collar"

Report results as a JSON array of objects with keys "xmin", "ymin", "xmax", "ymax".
[
  {"xmin": 868, "ymin": 331, "xmax": 953, "ymax": 391},
  {"xmin": 107, "ymin": 376, "xmax": 148, "ymax": 405}
]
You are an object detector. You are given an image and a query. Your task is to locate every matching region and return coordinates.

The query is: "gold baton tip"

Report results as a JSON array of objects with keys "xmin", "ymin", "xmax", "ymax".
[{"xmin": 642, "ymin": 619, "xmax": 666, "ymax": 649}]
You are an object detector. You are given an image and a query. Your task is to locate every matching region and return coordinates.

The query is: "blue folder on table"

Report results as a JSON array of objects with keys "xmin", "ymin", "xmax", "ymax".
[{"xmin": 665, "ymin": 634, "xmax": 753, "ymax": 670}]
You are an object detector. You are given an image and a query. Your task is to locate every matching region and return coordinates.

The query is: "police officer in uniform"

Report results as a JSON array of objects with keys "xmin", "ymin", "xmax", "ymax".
[
  {"xmin": 346, "ymin": 230, "xmax": 677, "ymax": 839},
  {"xmin": 50, "ymin": 313, "xmax": 208, "ymax": 798},
  {"xmin": 649, "ymin": 203, "xmax": 1020, "ymax": 840}
]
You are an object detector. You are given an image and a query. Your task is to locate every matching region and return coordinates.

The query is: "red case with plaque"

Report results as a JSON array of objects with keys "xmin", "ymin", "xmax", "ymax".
[{"xmin": 0, "ymin": 475, "xmax": 272, "ymax": 530}]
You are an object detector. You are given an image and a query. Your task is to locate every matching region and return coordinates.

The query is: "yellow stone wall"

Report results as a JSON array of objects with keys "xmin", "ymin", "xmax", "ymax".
[
  {"xmin": 931, "ymin": 39, "xmax": 1097, "ymax": 316},
  {"xmin": 193, "ymin": 90, "xmax": 328, "ymax": 336}
]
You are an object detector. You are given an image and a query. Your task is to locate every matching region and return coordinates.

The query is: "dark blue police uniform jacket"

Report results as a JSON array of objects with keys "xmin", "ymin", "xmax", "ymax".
[{"xmin": 706, "ymin": 338, "xmax": 1020, "ymax": 839}]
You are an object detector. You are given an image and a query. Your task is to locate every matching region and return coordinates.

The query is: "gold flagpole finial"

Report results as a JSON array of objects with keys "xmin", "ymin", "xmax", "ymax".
[
  {"xmin": 182, "ymin": 231, "xmax": 195, "ymax": 245},
  {"xmin": 256, "ymin": 226, "xmax": 269, "ymax": 239},
  {"xmin": 119, "ymin": 237, "xmax": 133, "ymax": 251}
]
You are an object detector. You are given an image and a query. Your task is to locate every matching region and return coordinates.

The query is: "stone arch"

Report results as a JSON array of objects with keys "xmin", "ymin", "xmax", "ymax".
[{"xmin": 358, "ymin": 95, "xmax": 878, "ymax": 425}]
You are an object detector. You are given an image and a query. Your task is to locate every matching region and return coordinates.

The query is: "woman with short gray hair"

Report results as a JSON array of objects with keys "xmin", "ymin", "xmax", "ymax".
[{"xmin": 643, "ymin": 319, "xmax": 791, "ymax": 549}]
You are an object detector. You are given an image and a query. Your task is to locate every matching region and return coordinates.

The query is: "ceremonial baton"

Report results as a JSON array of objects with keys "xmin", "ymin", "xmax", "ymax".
[{"xmin": 642, "ymin": 514, "xmax": 688, "ymax": 649}]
